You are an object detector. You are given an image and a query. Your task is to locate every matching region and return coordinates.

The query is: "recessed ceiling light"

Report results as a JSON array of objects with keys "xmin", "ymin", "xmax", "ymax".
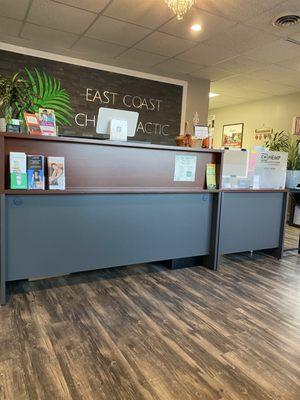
[
  {"xmin": 209, "ymin": 92, "xmax": 220, "ymax": 98},
  {"xmin": 191, "ymin": 24, "xmax": 201, "ymax": 32}
]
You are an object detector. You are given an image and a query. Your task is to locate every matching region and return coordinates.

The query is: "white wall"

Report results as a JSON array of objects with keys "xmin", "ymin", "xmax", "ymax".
[{"xmin": 210, "ymin": 91, "xmax": 300, "ymax": 149}]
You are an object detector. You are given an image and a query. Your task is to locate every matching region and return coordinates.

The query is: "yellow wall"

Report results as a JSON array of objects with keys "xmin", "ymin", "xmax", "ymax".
[{"xmin": 209, "ymin": 91, "xmax": 300, "ymax": 150}]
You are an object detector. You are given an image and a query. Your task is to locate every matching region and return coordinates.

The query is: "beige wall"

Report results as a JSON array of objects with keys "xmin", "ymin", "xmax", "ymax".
[{"xmin": 209, "ymin": 91, "xmax": 300, "ymax": 149}]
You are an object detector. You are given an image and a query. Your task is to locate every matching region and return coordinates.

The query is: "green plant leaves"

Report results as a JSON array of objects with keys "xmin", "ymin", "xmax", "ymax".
[
  {"xmin": 265, "ymin": 130, "xmax": 300, "ymax": 170},
  {"xmin": 287, "ymin": 138, "xmax": 300, "ymax": 171},
  {"xmin": 1, "ymin": 69, "xmax": 73, "ymax": 126},
  {"xmin": 23, "ymin": 68, "xmax": 73, "ymax": 126},
  {"xmin": 0, "ymin": 72, "xmax": 36, "ymax": 121},
  {"xmin": 264, "ymin": 130, "xmax": 289, "ymax": 152}
]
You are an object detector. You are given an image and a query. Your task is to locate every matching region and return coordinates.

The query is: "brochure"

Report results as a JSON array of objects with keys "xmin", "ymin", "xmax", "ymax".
[
  {"xmin": 47, "ymin": 157, "xmax": 65, "ymax": 190},
  {"xmin": 9, "ymin": 152, "xmax": 27, "ymax": 189},
  {"xmin": 39, "ymin": 108, "xmax": 56, "ymax": 136},
  {"xmin": 174, "ymin": 154, "xmax": 197, "ymax": 182},
  {"xmin": 27, "ymin": 155, "xmax": 45, "ymax": 190},
  {"xmin": 24, "ymin": 113, "xmax": 41, "ymax": 135},
  {"xmin": 206, "ymin": 163, "xmax": 217, "ymax": 189}
]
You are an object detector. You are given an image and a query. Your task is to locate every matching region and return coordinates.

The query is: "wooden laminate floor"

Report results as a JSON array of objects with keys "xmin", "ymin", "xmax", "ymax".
[{"xmin": 0, "ymin": 227, "xmax": 300, "ymax": 400}]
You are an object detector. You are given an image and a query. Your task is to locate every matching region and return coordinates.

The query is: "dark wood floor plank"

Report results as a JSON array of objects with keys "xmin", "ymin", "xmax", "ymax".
[{"xmin": 109, "ymin": 270, "xmax": 277, "ymax": 400}]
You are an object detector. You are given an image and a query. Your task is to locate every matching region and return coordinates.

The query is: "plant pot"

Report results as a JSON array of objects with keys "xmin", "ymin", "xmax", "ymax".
[
  {"xmin": 0, "ymin": 118, "xmax": 6, "ymax": 132},
  {"xmin": 286, "ymin": 170, "xmax": 300, "ymax": 188}
]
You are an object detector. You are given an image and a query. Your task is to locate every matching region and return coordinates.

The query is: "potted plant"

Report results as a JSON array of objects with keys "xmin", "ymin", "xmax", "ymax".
[
  {"xmin": 0, "ymin": 72, "xmax": 36, "ymax": 132},
  {"xmin": 265, "ymin": 131, "xmax": 300, "ymax": 188}
]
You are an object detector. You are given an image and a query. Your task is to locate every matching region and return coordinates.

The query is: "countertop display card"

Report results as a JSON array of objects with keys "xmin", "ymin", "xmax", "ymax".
[
  {"xmin": 27, "ymin": 155, "xmax": 45, "ymax": 190},
  {"xmin": 252, "ymin": 151, "xmax": 287, "ymax": 189},
  {"xmin": 47, "ymin": 157, "xmax": 66, "ymax": 190},
  {"xmin": 206, "ymin": 163, "xmax": 216, "ymax": 189},
  {"xmin": 9, "ymin": 152, "xmax": 27, "ymax": 189},
  {"xmin": 24, "ymin": 113, "xmax": 41, "ymax": 135},
  {"xmin": 39, "ymin": 108, "xmax": 56, "ymax": 136},
  {"xmin": 174, "ymin": 154, "xmax": 197, "ymax": 182}
]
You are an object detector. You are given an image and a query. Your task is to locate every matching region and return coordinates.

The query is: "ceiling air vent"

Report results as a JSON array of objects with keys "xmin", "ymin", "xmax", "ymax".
[{"xmin": 272, "ymin": 14, "xmax": 300, "ymax": 27}]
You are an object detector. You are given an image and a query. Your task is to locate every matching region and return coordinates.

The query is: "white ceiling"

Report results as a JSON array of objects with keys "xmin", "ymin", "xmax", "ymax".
[{"xmin": 0, "ymin": 0, "xmax": 300, "ymax": 109}]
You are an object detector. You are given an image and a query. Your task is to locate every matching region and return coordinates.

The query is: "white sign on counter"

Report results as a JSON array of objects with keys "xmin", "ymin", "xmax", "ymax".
[
  {"xmin": 253, "ymin": 151, "xmax": 287, "ymax": 189},
  {"xmin": 174, "ymin": 154, "xmax": 197, "ymax": 182}
]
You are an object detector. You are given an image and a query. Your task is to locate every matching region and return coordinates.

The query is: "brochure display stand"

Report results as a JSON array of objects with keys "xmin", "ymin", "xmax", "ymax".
[{"xmin": 0, "ymin": 133, "xmax": 288, "ymax": 304}]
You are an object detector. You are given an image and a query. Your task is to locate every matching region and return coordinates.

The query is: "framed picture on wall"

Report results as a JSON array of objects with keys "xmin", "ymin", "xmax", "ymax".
[
  {"xmin": 293, "ymin": 117, "xmax": 300, "ymax": 135},
  {"xmin": 222, "ymin": 123, "xmax": 244, "ymax": 148}
]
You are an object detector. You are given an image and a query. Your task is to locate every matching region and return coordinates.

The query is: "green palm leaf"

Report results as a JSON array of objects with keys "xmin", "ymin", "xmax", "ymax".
[{"xmin": 23, "ymin": 68, "xmax": 73, "ymax": 126}]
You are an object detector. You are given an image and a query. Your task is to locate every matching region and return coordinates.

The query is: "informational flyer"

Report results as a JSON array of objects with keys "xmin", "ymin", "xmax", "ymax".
[
  {"xmin": 174, "ymin": 154, "xmax": 197, "ymax": 182},
  {"xmin": 206, "ymin": 163, "xmax": 216, "ymax": 189},
  {"xmin": 38, "ymin": 108, "xmax": 56, "ymax": 136},
  {"xmin": 194, "ymin": 125, "xmax": 208, "ymax": 139}
]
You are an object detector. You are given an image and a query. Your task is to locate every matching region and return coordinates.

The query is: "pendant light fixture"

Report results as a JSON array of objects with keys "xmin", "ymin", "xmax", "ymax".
[{"xmin": 164, "ymin": 0, "xmax": 195, "ymax": 20}]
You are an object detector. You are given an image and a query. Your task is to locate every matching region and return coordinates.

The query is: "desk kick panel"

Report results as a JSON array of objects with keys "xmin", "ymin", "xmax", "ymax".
[
  {"xmin": 220, "ymin": 192, "xmax": 284, "ymax": 254},
  {"xmin": 6, "ymin": 194, "xmax": 213, "ymax": 281}
]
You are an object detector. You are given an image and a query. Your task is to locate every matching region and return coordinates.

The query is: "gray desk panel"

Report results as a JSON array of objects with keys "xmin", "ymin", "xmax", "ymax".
[
  {"xmin": 6, "ymin": 193, "xmax": 213, "ymax": 281},
  {"xmin": 220, "ymin": 192, "xmax": 284, "ymax": 254}
]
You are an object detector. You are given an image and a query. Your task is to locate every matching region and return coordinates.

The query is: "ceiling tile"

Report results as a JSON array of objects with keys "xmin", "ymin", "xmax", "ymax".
[
  {"xmin": 154, "ymin": 58, "xmax": 202, "ymax": 75},
  {"xmin": 243, "ymin": 39, "xmax": 300, "ymax": 63},
  {"xmin": 115, "ymin": 49, "xmax": 167, "ymax": 67},
  {"xmin": 66, "ymin": 49, "xmax": 118, "ymax": 65},
  {"xmin": 21, "ymin": 23, "xmax": 79, "ymax": 48},
  {"xmin": 0, "ymin": 33, "xmax": 34, "ymax": 48},
  {"xmin": 211, "ymin": 75, "xmax": 300, "ymax": 100},
  {"xmin": 159, "ymin": 7, "xmax": 235, "ymax": 42},
  {"xmin": 51, "ymin": 0, "xmax": 110, "ymax": 13},
  {"xmin": 72, "ymin": 36, "xmax": 127, "ymax": 57},
  {"xmin": 113, "ymin": 61, "xmax": 151, "ymax": 73},
  {"xmin": 203, "ymin": 23, "xmax": 278, "ymax": 53},
  {"xmin": 215, "ymin": 56, "xmax": 264, "ymax": 74},
  {"xmin": 27, "ymin": 0, "xmax": 96, "ymax": 34},
  {"xmin": 277, "ymin": 55, "xmax": 300, "ymax": 72},
  {"xmin": 0, "ymin": 16, "xmax": 22, "ymax": 36},
  {"xmin": 245, "ymin": 65, "xmax": 300, "ymax": 86},
  {"xmin": 244, "ymin": 0, "xmax": 300, "ymax": 38},
  {"xmin": 210, "ymin": 76, "xmax": 270, "ymax": 97},
  {"xmin": 243, "ymin": 78, "xmax": 295, "ymax": 94},
  {"xmin": 103, "ymin": 0, "xmax": 174, "ymax": 29},
  {"xmin": 86, "ymin": 15, "xmax": 151, "ymax": 46},
  {"xmin": 195, "ymin": 0, "xmax": 284, "ymax": 23},
  {"xmin": 176, "ymin": 42, "xmax": 238, "ymax": 66},
  {"xmin": 209, "ymin": 95, "xmax": 252, "ymax": 109},
  {"xmin": 189, "ymin": 66, "xmax": 234, "ymax": 81},
  {"xmin": 0, "ymin": 0, "xmax": 30, "ymax": 20},
  {"xmin": 134, "ymin": 31, "xmax": 196, "ymax": 57},
  {"xmin": 210, "ymin": 77, "xmax": 244, "ymax": 91},
  {"xmin": 289, "ymin": 30, "xmax": 300, "ymax": 42}
]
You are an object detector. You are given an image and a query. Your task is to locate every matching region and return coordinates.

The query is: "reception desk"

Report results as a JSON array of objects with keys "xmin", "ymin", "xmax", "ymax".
[{"xmin": 0, "ymin": 133, "xmax": 287, "ymax": 304}]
